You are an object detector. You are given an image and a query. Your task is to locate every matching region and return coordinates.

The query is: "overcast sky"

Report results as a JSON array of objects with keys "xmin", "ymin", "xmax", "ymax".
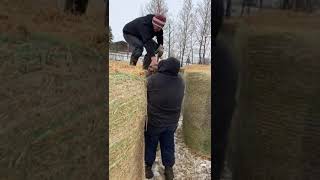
[{"xmin": 109, "ymin": 0, "xmax": 202, "ymax": 42}]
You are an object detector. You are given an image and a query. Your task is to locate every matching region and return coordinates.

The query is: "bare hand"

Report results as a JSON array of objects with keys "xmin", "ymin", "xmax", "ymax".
[{"xmin": 150, "ymin": 56, "xmax": 158, "ymax": 65}]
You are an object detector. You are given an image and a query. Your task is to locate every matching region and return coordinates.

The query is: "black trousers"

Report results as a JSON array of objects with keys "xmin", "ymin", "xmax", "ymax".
[
  {"xmin": 144, "ymin": 125, "xmax": 177, "ymax": 167},
  {"xmin": 123, "ymin": 33, "xmax": 158, "ymax": 69}
]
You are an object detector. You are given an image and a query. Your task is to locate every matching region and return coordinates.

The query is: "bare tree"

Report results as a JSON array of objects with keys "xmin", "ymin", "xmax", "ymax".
[
  {"xmin": 280, "ymin": 0, "xmax": 316, "ymax": 12},
  {"xmin": 162, "ymin": 16, "xmax": 174, "ymax": 58},
  {"xmin": 281, "ymin": 0, "xmax": 290, "ymax": 9},
  {"xmin": 188, "ymin": 16, "xmax": 196, "ymax": 64},
  {"xmin": 294, "ymin": 0, "xmax": 314, "ymax": 12},
  {"xmin": 105, "ymin": 0, "xmax": 108, "ymax": 28},
  {"xmin": 259, "ymin": 0, "xmax": 263, "ymax": 9},
  {"xmin": 195, "ymin": 0, "xmax": 211, "ymax": 64},
  {"xmin": 145, "ymin": 0, "xmax": 168, "ymax": 15},
  {"xmin": 177, "ymin": 0, "xmax": 193, "ymax": 67},
  {"xmin": 109, "ymin": 26, "xmax": 113, "ymax": 44},
  {"xmin": 241, "ymin": 0, "xmax": 253, "ymax": 16},
  {"xmin": 166, "ymin": 19, "xmax": 174, "ymax": 57},
  {"xmin": 225, "ymin": 0, "xmax": 232, "ymax": 17},
  {"xmin": 190, "ymin": 36, "xmax": 194, "ymax": 64}
]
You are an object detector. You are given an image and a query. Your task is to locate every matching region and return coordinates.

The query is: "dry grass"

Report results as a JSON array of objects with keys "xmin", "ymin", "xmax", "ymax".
[
  {"xmin": 182, "ymin": 65, "xmax": 211, "ymax": 73},
  {"xmin": 109, "ymin": 60, "xmax": 146, "ymax": 180},
  {"xmin": 109, "ymin": 60, "xmax": 146, "ymax": 77},
  {"xmin": 182, "ymin": 65, "xmax": 211, "ymax": 157}
]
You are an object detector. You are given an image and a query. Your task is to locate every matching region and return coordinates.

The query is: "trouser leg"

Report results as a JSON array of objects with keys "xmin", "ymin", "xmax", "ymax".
[{"xmin": 159, "ymin": 126, "xmax": 176, "ymax": 167}]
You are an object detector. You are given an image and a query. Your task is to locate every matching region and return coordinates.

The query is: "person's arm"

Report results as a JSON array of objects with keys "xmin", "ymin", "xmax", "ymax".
[
  {"xmin": 138, "ymin": 28, "xmax": 156, "ymax": 56},
  {"xmin": 144, "ymin": 40, "xmax": 156, "ymax": 57},
  {"xmin": 155, "ymin": 30, "xmax": 164, "ymax": 57},
  {"xmin": 156, "ymin": 30, "xmax": 163, "ymax": 45},
  {"xmin": 147, "ymin": 76, "xmax": 153, "ymax": 99}
]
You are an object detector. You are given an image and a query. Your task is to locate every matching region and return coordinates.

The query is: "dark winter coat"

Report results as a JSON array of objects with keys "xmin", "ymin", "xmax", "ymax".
[
  {"xmin": 123, "ymin": 14, "xmax": 163, "ymax": 56},
  {"xmin": 147, "ymin": 58, "xmax": 185, "ymax": 128}
]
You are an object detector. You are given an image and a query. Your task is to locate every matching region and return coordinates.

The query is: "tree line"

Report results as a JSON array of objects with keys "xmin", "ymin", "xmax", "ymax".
[
  {"xmin": 141, "ymin": 0, "xmax": 211, "ymax": 66},
  {"xmin": 225, "ymin": 0, "xmax": 320, "ymax": 17}
]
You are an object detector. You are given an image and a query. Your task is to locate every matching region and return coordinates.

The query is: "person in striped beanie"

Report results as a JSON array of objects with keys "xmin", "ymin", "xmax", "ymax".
[{"xmin": 123, "ymin": 14, "xmax": 166, "ymax": 70}]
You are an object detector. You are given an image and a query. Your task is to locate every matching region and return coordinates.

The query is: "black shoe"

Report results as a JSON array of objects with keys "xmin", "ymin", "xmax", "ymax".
[
  {"xmin": 129, "ymin": 57, "xmax": 138, "ymax": 66},
  {"xmin": 164, "ymin": 166, "xmax": 174, "ymax": 180},
  {"xmin": 145, "ymin": 165, "xmax": 154, "ymax": 179}
]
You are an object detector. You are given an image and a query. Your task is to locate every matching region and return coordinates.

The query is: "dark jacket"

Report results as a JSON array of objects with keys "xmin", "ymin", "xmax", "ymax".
[
  {"xmin": 123, "ymin": 14, "xmax": 163, "ymax": 56},
  {"xmin": 147, "ymin": 58, "xmax": 185, "ymax": 128}
]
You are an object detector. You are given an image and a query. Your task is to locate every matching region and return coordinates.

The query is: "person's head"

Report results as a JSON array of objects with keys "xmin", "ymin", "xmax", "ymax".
[
  {"xmin": 152, "ymin": 14, "xmax": 166, "ymax": 32},
  {"xmin": 158, "ymin": 57, "xmax": 180, "ymax": 76}
]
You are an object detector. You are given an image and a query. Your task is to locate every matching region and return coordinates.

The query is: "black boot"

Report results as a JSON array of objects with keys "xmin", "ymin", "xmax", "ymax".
[
  {"xmin": 164, "ymin": 166, "xmax": 174, "ymax": 180},
  {"xmin": 129, "ymin": 57, "xmax": 138, "ymax": 66},
  {"xmin": 145, "ymin": 165, "xmax": 154, "ymax": 179}
]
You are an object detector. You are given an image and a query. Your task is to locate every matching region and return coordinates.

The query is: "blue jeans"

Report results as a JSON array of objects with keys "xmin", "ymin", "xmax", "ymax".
[{"xmin": 144, "ymin": 125, "xmax": 177, "ymax": 167}]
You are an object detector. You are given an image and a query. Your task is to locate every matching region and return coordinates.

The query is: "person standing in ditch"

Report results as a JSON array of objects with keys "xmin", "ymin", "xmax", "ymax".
[
  {"xmin": 145, "ymin": 57, "xmax": 185, "ymax": 180},
  {"xmin": 122, "ymin": 14, "xmax": 165, "ymax": 69}
]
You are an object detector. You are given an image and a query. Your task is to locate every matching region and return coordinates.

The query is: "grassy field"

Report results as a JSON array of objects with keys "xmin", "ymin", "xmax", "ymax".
[{"xmin": 0, "ymin": 1, "xmax": 107, "ymax": 179}]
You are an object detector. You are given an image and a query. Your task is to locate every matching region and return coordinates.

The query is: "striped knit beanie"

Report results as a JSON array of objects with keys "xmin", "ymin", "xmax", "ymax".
[{"xmin": 152, "ymin": 14, "xmax": 166, "ymax": 28}]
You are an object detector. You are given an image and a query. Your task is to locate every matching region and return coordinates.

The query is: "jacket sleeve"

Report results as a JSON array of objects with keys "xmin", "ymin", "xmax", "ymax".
[
  {"xmin": 156, "ymin": 30, "xmax": 163, "ymax": 45},
  {"xmin": 144, "ymin": 40, "xmax": 156, "ymax": 56},
  {"xmin": 138, "ymin": 24, "xmax": 156, "ymax": 56},
  {"xmin": 147, "ymin": 76, "xmax": 153, "ymax": 102}
]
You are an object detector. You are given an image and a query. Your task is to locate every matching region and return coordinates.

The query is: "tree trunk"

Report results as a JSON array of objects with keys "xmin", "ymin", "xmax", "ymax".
[
  {"xmin": 246, "ymin": 0, "xmax": 251, "ymax": 15},
  {"xmin": 202, "ymin": 36, "xmax": 207, "ymax": 64},
  {"xmin": 281, "ymin": 0, "xmax": 289, "ymax": 9},
  {"xmin": 225, "ymin": 0, "xmax": 232, "ymax": 17},
  {"xmin": 181, "ymin": 40, "xmax": 186, "ymax": 67},
  {"xmin": 306, "ymin": 0, "xmax": 313, "ymax": 12},
  {"xmin": 198, "ymin": 39, "xmax": 203, "ymax": 64},
  {"xmin": 241, "ymin": 0, "xmax": 250, "ymax": 16},
  {"xmin": 191, "ymin": 36, "xmax": 194, "ymax": 64},
  {"xmin": 168, "ymin": 24, "xmax": 171, "ymax": 57},
  {"xmin": 105, "ymin": 0, "xmax": 108, "ymax": 28},
  {"xmin": 241, "ymin": 0, "xmax": 246, "ymax": 16}
]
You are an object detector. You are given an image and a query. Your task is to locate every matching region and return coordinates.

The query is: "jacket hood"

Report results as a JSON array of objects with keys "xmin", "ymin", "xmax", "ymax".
[{"xmin": 158, "ymin": 57, "xmax": 180, "ymax": 76}]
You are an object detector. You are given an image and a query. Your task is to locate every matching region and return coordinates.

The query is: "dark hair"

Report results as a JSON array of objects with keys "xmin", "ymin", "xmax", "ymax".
[{"xmin": 213, "ymin": 0, "xmax": 224, "ymax": 40}]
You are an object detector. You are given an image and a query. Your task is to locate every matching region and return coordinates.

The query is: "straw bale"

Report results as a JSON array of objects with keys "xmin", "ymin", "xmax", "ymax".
[
  {"xmin": 109, "ymin": 60, "xmax": 146, "ymax": 180},
  {"xmin": 182, "ymin": 65, "xmax": 211, "ymax": 157},
  {"xmin": 0, "ymin": 33, "xmax": 106, "ymax": 180},
  {"xmin": 224, "ymin": 22, "xmax": 320, "ymax": 180}
]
